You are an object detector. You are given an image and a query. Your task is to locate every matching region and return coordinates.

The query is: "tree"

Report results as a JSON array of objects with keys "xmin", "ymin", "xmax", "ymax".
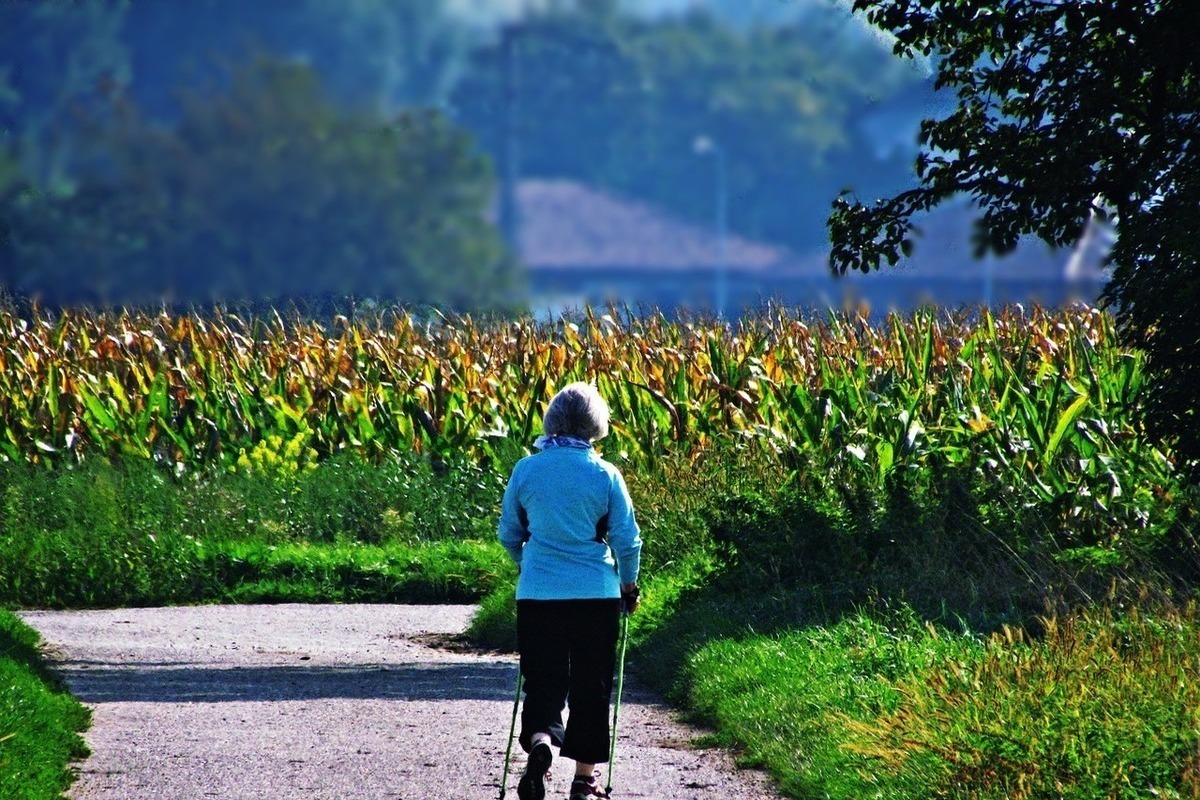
[
  {"xmin": 451, "ymin": 4, "xmax": 922, "ymax": 251},
  {"xmin": 2, "ymin": 57, "xmax": 522, "ymax": 313},
  {"xmin": 120, "ymin": 0, "xmax": 470, "ymax": 118},
  {"xmin": 827, "ymin": 0, "xmax": 1200, "ymax": 473},
  {"xmin": 0, "ymin": 0, "xmax": 130, "ymax": 190}
]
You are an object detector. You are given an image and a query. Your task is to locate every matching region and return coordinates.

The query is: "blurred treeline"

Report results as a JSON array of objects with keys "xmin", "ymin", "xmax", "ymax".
[{"xmin": 0, "ymin": 0, "xmax": 928, "ymax": 312}]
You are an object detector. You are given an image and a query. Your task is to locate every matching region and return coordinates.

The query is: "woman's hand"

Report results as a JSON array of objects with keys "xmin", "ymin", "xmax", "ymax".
[{"xmin": 620, "ymin": 583, "xmax": 640, "ymax": 615}]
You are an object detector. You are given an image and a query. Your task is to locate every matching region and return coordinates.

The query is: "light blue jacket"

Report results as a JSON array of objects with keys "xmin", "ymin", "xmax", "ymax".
[{"xmin": 498, "ymin": 445, "xmax": 642, "ymax": 601}]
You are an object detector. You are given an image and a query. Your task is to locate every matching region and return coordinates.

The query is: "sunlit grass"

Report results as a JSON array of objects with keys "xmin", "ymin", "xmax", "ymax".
[
  {"xmin": 683, "ymin": 609, "xmax": 984, "ymax": 799},
  {"xmin": 0, "ymin": 611, "xmax": 90, "ymax": 800},
  {"xmin": 627, "ymin": 597, "xmax": 1200, "ymax": 800},
  {"xmin": 0, "ymin": 454, "xmax": 510, "ymax": 608},
  {"xmin": 841, "ymin": 604, "xmax": 1200, "ymax": 800},
  {"xmin": 210, "ymin": 538, "xmax": 513, "ymax": 604}
]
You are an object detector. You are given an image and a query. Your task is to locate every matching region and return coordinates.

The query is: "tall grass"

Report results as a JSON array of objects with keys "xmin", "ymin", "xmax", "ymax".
[
  {"xmin": 0, "ymin": 453, "xmax": 511, "ymax": 608},
  {"xmin": 682, "ymin": 608, "xmax": 985, "ymax": 799},
  {"xmin": 2, "ymin": 302, "xmax": 1186, "ymax": 577},
  {"xmin": 841, "ymin": 603, "xmax": 1200, "ymax": 799},
  {"xmin": 646, "ymin": 601, "xmax": 1200, "ymax": 800}
]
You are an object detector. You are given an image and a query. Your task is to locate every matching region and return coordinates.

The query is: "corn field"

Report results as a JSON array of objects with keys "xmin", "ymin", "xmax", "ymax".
[{"xmin": 0, "ymin": 302, "xmax": 1174, "ymax": 514}]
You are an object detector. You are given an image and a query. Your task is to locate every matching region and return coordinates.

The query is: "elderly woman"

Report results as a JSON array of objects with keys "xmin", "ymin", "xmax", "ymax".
[{"xmin": 498, "ymin": 381, "xmax": 642, "ymax": 800}]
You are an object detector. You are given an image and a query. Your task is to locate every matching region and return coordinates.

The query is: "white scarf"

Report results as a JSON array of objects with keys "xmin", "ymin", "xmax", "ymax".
[{"xmin": 533, "ymin": 434, "xmax": 593, "ymax": 451}]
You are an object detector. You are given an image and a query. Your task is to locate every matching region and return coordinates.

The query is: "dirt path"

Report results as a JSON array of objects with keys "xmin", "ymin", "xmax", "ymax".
[{"xmin": 19, "ymin": 605, "xmax": 785, "ymax": 800}]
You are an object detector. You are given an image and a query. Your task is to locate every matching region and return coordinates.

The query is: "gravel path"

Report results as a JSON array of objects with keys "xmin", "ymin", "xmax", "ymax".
[{"xmin": 19, "ymin": 605, "xmax": 785, "ymax": 800}]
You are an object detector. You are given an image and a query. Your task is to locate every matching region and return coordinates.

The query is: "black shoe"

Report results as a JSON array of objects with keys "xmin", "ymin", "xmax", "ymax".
[{"xmin": 517, "ymin": 741, "xmax": 553, "ymax": 800}]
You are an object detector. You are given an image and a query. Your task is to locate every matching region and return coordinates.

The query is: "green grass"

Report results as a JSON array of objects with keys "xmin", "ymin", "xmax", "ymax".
[
  {"xmin": 0, "ymin": 611, "xmax": 90, "ymax": 800},
  {"xmin": 0, "ymin": 453, "xmax": 510, "ymax": 608},
  {"xmin": 209, "ymin": 538, "xmax": 514, "ymax": 604},
  {"xmin": 682, "ymin": 610, "xmax": 985, "ymax": 799},
  {"xmin": 463, "ymin": 575, "xmax": 519, "ymax": 651},
  {"xmin": 613, "ymin": 572, "xmax": 1200, "ymax": 800},
  {"xmin": 839, "ymin": 604, "xmax": 1200, "ymax": 800},
  {"xmin": 0, "ymin": 533, "xmax": 513, "ymax": 609}
]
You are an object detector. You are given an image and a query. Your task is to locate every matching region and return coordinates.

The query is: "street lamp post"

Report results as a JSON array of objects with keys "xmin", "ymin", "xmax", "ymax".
[
  {"xmin": 693, "ymin": 135, "xmax": 728, "ymax": 320},
  {"xmin": 498, "ymin": 19, "xmax": 523, "ymax": 252}
]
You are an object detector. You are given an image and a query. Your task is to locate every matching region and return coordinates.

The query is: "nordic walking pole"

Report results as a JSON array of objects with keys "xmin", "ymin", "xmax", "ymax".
[
  {"xmin": 499, "ymin": 667, "xmax": 524, "ymax": 800},
  {"xmin": 605, "ymin": 609, "xmax": 631, "ymax": 797}
]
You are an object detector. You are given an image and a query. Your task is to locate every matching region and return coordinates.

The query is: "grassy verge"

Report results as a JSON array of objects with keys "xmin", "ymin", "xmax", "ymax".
[
  {"xmin": 209, "ymin": 538, "xmax": 513, "ymax": 604},
  {"xmin": 0, "ymin": 610, "xmax": 90, "ymax": 800},
  {"xmin": 466, "ymin": 444, "xmax": 1200, "ymax": 800},
  {"xmin": 843, "ymin": 604, "xmax": 1200, "ymax": 799},
  {"xmin": 0, "ymin": 454, "xmax": 511, "ymax": 608},
  {"xmin": 0, "ymin": 533, "xmax": 513, "ymax": 609},
  {"xmin": 661, "ymin": 600, "xmax": 1200, "ymax": 800},
  {"xmin": 680, "ymin": 609, "xmax": 984, "ymax": 798}
]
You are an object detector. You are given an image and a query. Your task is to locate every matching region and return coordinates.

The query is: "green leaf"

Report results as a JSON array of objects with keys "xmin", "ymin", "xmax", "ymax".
[
  {"xmin": 876, "ymin": 440, "xmax": 895, "ymax": 475},
  {"xmin": 1043, "ymin": 392, "xmax": 1089, "ymax": 467},
  {"xmin": 79, "ymin": 388, "xmax": 120, "ymax": 434},
  {"xmin": 149, "ymin": 371, "xmax": 170, "ymax": 418}
]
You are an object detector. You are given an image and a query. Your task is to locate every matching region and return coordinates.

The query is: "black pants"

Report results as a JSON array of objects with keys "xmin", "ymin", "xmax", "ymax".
[{"xmin": 516, "ymin": 599, "xmax": 621, "ymax": 765}]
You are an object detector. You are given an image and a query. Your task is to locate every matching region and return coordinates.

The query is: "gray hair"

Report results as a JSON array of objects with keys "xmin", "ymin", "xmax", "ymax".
[{"xmin": 542, "ymin": 382, "xmax": 610, "ymax": 441}]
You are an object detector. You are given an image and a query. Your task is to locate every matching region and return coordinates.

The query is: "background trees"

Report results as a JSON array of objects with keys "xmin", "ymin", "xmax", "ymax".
[
  {"xmin": 2, "ymin": 58, "xmax": 520, "ymax": 312},
  {"xmin": 0, "ymin": 0, "xmax": 954, "ymax": 311},
  {"xmin": 450, "ymin": 2, "xmax": 925, "ymax": 251},
  {"xmin": 0, "ymin": 0, "xmax": 130, "ymax": 191},
  {"xmin": 828, "ymin": 0, "xmax": 1200, "ymax": 473},
  {"xmin": 119, "ymin": 0, "xmax": 471, "ymax": 116}
]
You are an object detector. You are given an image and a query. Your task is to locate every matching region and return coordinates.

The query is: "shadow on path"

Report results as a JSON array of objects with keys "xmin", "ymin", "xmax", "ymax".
[
  {"xmin": 55, "ymin": 659, "xmax": 520, "ymax": 704},
  {"xmin": 19, "ymin": 606, "xmax": 786, "ymax": 800}
]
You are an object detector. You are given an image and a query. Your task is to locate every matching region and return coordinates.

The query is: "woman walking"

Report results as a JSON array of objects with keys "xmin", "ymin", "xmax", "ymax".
[{"xmin": 498, "ymin": 382, "xmax": 642, "ymax": 800}]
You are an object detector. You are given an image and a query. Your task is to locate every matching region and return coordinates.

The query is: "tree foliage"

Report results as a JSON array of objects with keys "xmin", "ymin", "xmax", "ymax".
[
  {"xmin": 0, "ymin": 0, "xmax": 471, "ymax": 185},
  {"xmin": 2, "ymin": 1, "xmax": 932, "ymax": 256},
  {"xmin": 119, "ymin": 0, "xmax": 469, "ymax": 116},
  {"xmin": 0, "ymin": 0, "xmax": 130, "ymax": 190},
  {"xmin": 451, "ymin": 3, "xmax": 923, "ymax": 251},
  {"xmin": 1, "ymin": 58, "xmax": 521, "ymax": 312},
  {"xmin": 828, "ymin": 0, "xmax": 1200, "ymax": 473}
]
